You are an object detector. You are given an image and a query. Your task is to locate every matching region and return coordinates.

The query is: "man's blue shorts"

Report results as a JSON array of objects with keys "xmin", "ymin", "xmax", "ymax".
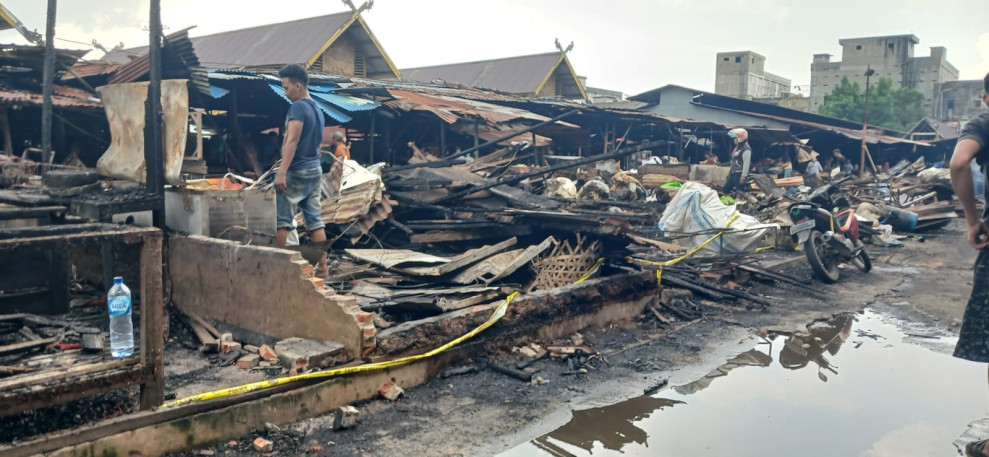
[{"xmin": 276, "ymin": 167, "xmax": 325, "ymax": 231}]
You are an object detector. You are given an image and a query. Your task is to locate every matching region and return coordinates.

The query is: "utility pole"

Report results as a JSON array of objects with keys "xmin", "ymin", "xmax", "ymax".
[
  {"xmin": 145, "ymin": 0, "xmax": 165, "ymax": 227},
  {"xmin": 41, "ymin": 0, "xmax": 57, "ymax": 162},
  {"xmin": 859, "ymin": 66, "xmax": 875, "ymax": 178}
]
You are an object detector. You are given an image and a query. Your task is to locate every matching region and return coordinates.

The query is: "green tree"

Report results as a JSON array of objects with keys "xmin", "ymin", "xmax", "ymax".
[{"xmin": 819, "ymin": 76, "xmax": 926, "ymax": 132}]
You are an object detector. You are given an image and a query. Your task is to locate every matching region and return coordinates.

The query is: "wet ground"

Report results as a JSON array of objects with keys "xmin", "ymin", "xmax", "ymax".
[{"xmin": 501, "ymin": 310, "xmax": 984, "ymax": 457}]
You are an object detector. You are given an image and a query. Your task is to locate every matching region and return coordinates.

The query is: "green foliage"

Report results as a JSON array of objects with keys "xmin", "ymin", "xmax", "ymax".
[{"xmin": 819, "ymin": 77, "xmax": 926, "ymax": 132}]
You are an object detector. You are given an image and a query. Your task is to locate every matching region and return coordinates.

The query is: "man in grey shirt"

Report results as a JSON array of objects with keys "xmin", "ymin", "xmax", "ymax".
[{"xmin": 274, "ymin": 64, "xmax": 328, "ymax": 277}]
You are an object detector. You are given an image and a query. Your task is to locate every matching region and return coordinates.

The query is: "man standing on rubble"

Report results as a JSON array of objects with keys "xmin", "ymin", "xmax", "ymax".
[
  {"xmin": 723, "ymin": 128, "xmax": 751, "ymax": 194},
  {"xmin": 950, "ymin": 72, "xmax": 989, "ymax": 457},
  {"xmin": 274, "ymin": 64, "xmax": 328, "ymax": 278}
]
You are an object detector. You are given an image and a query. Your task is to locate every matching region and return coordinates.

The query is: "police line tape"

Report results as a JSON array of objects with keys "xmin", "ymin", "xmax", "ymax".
[{"xmin": 162, "ymin": 257, "xmax": 608, "ymax": 408}]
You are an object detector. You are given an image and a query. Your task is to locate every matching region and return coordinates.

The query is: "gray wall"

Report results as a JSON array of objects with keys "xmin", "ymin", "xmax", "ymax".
[
  {"xmin": 640, "ymin": 86, "xmax": 789, "ymax": 130},
  {"xmin": 933, "ymin": 80, "xmax": 988, "ymax": 123}
]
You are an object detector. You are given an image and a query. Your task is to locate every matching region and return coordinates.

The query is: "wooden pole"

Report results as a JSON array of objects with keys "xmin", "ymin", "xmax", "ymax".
[
  {"xmin": 368, "ymin": 94, "xmax": 376, "ymax": 163},
  {"xmin": 41, "ymin": 0, "xmax": 57, "ymax": 161},
  {"xmin": 0, "ymin": 108, "xmax": 12, "ymax": 156},
  {"xmin": 439, "ymin": 119, "xmax": 445, "ymax": 157},
  {"xmin": 145, "ymin": 0, "xmax": 165, "ymax": 226}
]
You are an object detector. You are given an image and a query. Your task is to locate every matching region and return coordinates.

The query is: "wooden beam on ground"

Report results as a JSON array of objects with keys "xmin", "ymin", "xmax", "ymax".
[
  {"xmin": 0, "ymin": 337, "xmax": 56, "ymax": 356},
  {"xmin": 409, "ymin": 225, "xmax": 532, "ymax": 244},
  {"xmin": 432, "ymin": 139, "xmax": 668, "ymax": 204}
]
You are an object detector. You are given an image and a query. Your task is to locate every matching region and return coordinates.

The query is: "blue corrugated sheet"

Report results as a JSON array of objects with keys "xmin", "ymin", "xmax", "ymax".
[
  {"xmin": 311, "ymin": 91, "xmax": 379, "ymax": 112},
  {"xmin": 209, "ymin": 85, "xmax": 230, "ymax": 99},
  {"xmin": 268, "ymin": 83, "xmax": 351, "ymax": 123}
]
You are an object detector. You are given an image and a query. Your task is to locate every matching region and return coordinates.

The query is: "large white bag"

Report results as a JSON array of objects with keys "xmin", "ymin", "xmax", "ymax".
[{"xmin": 657, "ymin": 182, "xmax": 777, "ymax": 256}]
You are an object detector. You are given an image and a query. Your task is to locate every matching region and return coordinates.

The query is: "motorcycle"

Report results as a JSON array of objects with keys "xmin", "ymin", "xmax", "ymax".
[{"xmin": 787, "ymin": 175, "xmax": 871, "ymax": 283}]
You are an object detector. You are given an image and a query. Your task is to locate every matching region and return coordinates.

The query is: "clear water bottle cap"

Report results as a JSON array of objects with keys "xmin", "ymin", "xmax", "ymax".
[{"xmin": 113, "ymin": 276, "xmax": 123, "ymax": 284}]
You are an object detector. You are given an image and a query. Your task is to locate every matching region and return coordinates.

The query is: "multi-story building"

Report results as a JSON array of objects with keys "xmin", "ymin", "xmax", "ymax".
[
  {"xmin": 715, "ymin": 51, "xmax": 791, "ymax": 100},
  {"xmin": 932, "ymin": 80, "xmax": 988, "ymax": 123},
  {"xmin": 809, "ymin": 34, "xmax": 958, "ymax": 113}
]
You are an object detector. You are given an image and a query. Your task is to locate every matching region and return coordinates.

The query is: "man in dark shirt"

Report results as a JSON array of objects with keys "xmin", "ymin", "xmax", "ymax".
[
  {"xmin": 950, "ymin": 71, "xmax": 989, "ymax": 457},
  {"xmin": 275, "ymin": 64, "xmax": 328, "ymax": 277}
]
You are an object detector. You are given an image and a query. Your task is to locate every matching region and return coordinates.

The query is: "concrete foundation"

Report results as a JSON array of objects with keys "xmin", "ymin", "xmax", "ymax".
[{"xmin": 167, "ymin": 235, "xmax": 375, "ymax": 358}]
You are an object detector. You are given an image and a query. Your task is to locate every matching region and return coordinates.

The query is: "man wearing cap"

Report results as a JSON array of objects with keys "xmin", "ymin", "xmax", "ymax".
[{"xmin": 724, "ymin": 128, "xmax": 751, "ymax": 194}]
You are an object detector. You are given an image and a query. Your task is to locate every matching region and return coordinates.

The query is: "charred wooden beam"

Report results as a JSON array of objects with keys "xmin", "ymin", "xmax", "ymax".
[{"xmin": 432, "ymin": 139, "xmax": 668, "ymax": 204}]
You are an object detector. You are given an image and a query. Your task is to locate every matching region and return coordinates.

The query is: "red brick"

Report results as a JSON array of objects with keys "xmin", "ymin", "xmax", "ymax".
[
  {"xmin": 309, "ymin": 277, "xmax": 325, "ymax": 288},
  {"xmin": 252, "ymin": 437, "xmax": 273, "ymax": 452},
  {"xmin": 236, "ymin": 354, "xmax": 260, "ymax": 370},
  {"xmin": 330, "ymin": 294, "xmax": 358, "ymax": 308},
  {"xmin": 377, "ymin": 381, "xmax": 404, "ymax": 400},
  {"xmin": 363, "ymin": 327, "xmax": 377, "ymax": 338},
  {"xmin": 258, "ymin": 344, "xmax": 278, "ymax": 361},
  {"xmin": 300, "ymin": 264, "xmax": 314, "ymax": 277},
  {"xmin": 356, "ymin": 312, "xmax": 374, "ymax": 324},
  {"xmin": 221, "ymin": 341, "xmax": 241, "ymax": 354}
]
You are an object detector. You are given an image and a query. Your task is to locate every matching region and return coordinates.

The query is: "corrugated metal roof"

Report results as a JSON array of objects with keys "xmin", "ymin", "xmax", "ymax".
[
  {"xmin": 401, "ymin": 52, "xmax": 565, "ymax": 95},
  {"xmin": 0, "ymin": 86, "xmax": 102, "ymax": 110},
  {"xmin": 267, "ymin": 83, "xmax": 352, "ymax": 123},
  {"xmin": 311, "ymin": 91, "xmax": 379, "ymax": 112},
  {"xmin": 104, "ymin": 13, "xmax": 353, "ymax": 70},
  {"xmin": 62, "ymin": 61, "xmax": 120, "ymax": 80},
  {"xmin": 108, "ymin": 28, "xmax": 210, "ymax": 96},
  {"xmin": 384, "ymin": 89, "xmax": 553, "ymax": 125}
]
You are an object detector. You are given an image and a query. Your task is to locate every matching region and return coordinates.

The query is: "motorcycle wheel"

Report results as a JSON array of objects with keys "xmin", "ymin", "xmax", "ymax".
[
  {"xmin": 805, "ymin": 231, "xmax": 840, "ymax": 283},
  {"xmin": 852, "ymin": 249, "xmax": 872, "ymax": 273}
]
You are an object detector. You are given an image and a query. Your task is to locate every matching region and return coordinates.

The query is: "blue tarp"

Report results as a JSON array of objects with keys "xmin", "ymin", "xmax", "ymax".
[{"xmin": 267, "ymin": 83, "xmax": 352, "ymax": 124}]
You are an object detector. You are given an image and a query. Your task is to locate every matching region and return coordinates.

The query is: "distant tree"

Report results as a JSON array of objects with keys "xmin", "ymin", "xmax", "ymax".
[{"xmin": 819, "ymin": 77, "xmax": 926, "ymax": 132}]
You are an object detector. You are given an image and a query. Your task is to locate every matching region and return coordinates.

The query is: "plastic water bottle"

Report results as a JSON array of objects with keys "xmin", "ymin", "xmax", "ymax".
[{"xmin": 107, "ymin": 276, "xmax": 134, "ymax": 357}]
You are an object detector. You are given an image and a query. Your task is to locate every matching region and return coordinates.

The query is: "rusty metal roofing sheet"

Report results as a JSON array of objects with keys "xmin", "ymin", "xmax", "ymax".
[
  {"xmin": 104, "ymin": 13, "xmax": 353, "ymax": 70},
  {"xmin": 385, "ymin": 89, "xmax": 552, "ymax": 125},
  {"xmin": 401, "ymin": 52, "xmax": 562, "ymax": 94},
  {"xmin": 0, "ymin": 86, "xmax": 101, "ymax": 110},
  {"xmin": 61, "ymin": 61, "xmax": 119, "ymax": 80},
  {"xmin": 345, "ymin": 77, "xmax": 524, "ymax": 102},
  {"xmin": 108, "ymin": 28, "xmax": 210, "ymax": 96}
]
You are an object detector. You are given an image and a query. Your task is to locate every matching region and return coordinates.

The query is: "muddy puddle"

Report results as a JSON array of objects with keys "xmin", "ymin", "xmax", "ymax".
[{"xmin": 500, "ymin": 310, "xmax": 985, "ymax": 457}]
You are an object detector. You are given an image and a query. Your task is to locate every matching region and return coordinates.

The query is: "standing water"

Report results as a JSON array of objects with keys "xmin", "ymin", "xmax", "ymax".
[
  {"xmin": 107, "ymin": 276, "xmax": 134, "ymax": 357},
  {"xmin": 500, "ymin": 310, "xmax": 986, "ymax": 457}
]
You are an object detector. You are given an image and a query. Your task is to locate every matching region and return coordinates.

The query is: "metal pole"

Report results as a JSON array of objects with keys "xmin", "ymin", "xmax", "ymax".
[
  {"xmin": 368, "ymin": 93, "xmax": 376, "ymax": 163},
  {"xmin": 859, "ymin": 66, "xmax": 874, "ymax": 178},
  {"xmin": 145, "ymin": 0, "xmax": 165, "ymax": 226},
  {"xmin": 41, "ymin": 0, "xmax": 57, "ymax": 162}
]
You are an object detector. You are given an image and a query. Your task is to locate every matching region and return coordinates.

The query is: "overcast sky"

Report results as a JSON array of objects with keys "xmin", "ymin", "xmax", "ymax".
[{"xmin": 2, "ymin": 0, "xmax": 988, "ymax": 96}]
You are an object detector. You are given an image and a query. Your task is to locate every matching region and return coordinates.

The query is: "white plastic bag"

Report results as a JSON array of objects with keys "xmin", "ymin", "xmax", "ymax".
[{"xmin": 658, "ymin": 182, "xmax": 778, "ymax": 256}]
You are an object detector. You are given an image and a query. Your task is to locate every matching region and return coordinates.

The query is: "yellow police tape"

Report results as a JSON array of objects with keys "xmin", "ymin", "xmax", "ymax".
[
  {"xmin": 162, "ymin": 256, "xmax": 608, "ymax": 408},
  {"xmin": 626, "ymin": 212, "xmax": 741, "ymax": 283}
]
